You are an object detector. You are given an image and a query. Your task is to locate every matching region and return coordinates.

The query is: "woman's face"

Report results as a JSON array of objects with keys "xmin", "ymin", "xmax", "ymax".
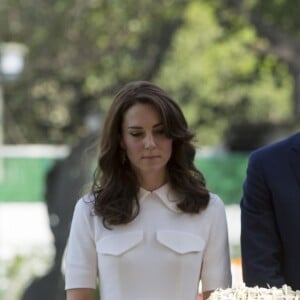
[{"xmin": 120, "ymin": 102, "xmax": 173, "ymax": 182}]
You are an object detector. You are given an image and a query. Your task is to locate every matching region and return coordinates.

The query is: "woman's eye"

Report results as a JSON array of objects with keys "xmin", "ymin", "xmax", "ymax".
[
  {"xmin": 155, "ymin": 129, "xmax": 165, "ymax": 135},
  {"xmin": 130, "ymin": 132, "xmax": 143, "ymax": 137}
]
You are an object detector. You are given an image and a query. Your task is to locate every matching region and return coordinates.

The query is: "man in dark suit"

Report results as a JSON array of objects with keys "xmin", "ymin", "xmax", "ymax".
[{"xmin": 240, "ymin": 132, "xmax": 300, "ymax": 290}]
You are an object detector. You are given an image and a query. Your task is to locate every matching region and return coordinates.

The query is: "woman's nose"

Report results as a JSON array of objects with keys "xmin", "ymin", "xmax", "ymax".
[{"xmin": 144, "ymin": 134, "xmax": 156, "ymax": 149}]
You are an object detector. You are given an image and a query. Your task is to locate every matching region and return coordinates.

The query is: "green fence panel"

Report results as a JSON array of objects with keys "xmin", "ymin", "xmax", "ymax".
[
  {"xmin": 0, "ymin": 158, "xmax": 55, "ymax": 202},
  {"xmin": 195, "ymin": 153, "xmax": 249, "ymax": 205},
  {"xmin": 0, "ymin": 153, "xmax": 249, "ymax": 204}
]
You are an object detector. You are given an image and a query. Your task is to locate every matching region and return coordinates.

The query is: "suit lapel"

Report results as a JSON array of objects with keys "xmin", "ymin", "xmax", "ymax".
[{"xmin": 289, "ymin": 133, "xmax": 300, "ymax": 186}]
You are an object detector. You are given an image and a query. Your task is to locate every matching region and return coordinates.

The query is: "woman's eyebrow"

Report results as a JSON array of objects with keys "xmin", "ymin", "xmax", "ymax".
[
  {"xmin": 127, "ymin": 122, "xmax": 163, "ymax": 129},
  {"xmin": 128, "ymin": 126, "xmax": 142, "ymax": 129}
]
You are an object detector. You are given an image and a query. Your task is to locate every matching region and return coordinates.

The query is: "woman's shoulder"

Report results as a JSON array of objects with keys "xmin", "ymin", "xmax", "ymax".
[
  {"xmin": 73, "ymin": 193, "xmax": 96, "ymax": 217},
  {"xmin": 207, "ymin": 192, "xmax": 226, "ymax": 210},
  {"xmin": 200, "ymin": 192, "xmax": 227, "ymax": 221}
]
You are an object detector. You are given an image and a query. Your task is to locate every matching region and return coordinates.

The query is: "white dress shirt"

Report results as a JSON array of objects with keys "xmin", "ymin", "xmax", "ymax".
[{"xmin": 65, "ymin": 183, "xmax": 232, "ymax": 300}]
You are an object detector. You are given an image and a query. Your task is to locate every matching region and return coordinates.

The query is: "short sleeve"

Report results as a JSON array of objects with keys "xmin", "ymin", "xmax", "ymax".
[
  {"xmin": 200, "ymin": 194, "xmax": 232, "ymax": 292},
  {"xmin": 64, "ymin": 197, "xmax": 98, "ymax": 290}
]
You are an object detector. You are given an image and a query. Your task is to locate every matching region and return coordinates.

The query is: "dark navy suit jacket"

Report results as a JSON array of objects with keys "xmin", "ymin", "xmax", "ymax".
[{"xmin": 241, "ymin": 132, "xmax": 300, "ymax": 290}]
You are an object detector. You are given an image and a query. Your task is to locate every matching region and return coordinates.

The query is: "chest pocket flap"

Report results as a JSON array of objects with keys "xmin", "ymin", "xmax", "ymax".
[
  {"xmin": 97, "ymin": 231, "xmax": 143, "ymax": 256},
  {"xmin": 157, "ymin": 230, "xmax": 204, "ymax": 254}
]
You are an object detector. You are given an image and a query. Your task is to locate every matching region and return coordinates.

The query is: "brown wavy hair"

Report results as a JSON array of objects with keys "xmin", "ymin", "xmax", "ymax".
[{"xmin": 92, "ymin": 81, "xmax": 209, "ymax": 227}]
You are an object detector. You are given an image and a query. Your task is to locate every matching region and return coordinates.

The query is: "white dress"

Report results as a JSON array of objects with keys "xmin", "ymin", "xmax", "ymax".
[{"xmin": 65, "ymin": 183, "xmax": 232, "ymax": 300}]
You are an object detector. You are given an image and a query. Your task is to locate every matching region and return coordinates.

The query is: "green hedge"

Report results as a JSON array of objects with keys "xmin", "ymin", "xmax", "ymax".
[{"xmin": 0, "ymin": 153, "xmax": 249, "ymax": 204}]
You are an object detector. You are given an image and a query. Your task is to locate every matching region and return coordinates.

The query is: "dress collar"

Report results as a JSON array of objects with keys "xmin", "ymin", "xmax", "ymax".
[{"xmin": 138, "ymin": 183, "xmax": 181, "ymax": 213}]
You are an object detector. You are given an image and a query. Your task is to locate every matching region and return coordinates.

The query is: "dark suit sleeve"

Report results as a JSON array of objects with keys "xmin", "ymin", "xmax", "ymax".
[{"xmin": 240, "ymin": 152, "xmax": 285, "ymax": 288}]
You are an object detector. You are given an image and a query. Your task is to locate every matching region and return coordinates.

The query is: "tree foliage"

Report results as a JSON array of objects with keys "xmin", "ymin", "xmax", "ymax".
[
  {"xmin": 157, "ymin": 0, "xmax": 292, "ymax": 146},
  {"xmin": 1, "ymin": 0, "xmax": 187, "ymax": 144},
  {"xmin": 211, "ymin": 0, "xmax": 300, "ymax": 119},
  {"xmin": 0, "ymin": 0, "xmax": 298, "ymax": 146}
]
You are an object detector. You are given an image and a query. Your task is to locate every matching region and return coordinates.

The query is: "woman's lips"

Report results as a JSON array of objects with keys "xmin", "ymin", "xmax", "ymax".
[{"xmin": 142, "ymin": 155, "xmax": 160, "ymax": 159}]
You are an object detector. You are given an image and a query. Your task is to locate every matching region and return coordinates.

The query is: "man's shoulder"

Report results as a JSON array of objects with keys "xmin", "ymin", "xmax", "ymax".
[{"xmin": 251, "ymin": 132, "xmax": 300, "ymax": 159}]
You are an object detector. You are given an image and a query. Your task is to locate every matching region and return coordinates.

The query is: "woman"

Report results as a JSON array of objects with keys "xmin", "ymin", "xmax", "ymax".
[{"xmin": 65, "ymin": 81, "xmax": 231, "ymax": 300}]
